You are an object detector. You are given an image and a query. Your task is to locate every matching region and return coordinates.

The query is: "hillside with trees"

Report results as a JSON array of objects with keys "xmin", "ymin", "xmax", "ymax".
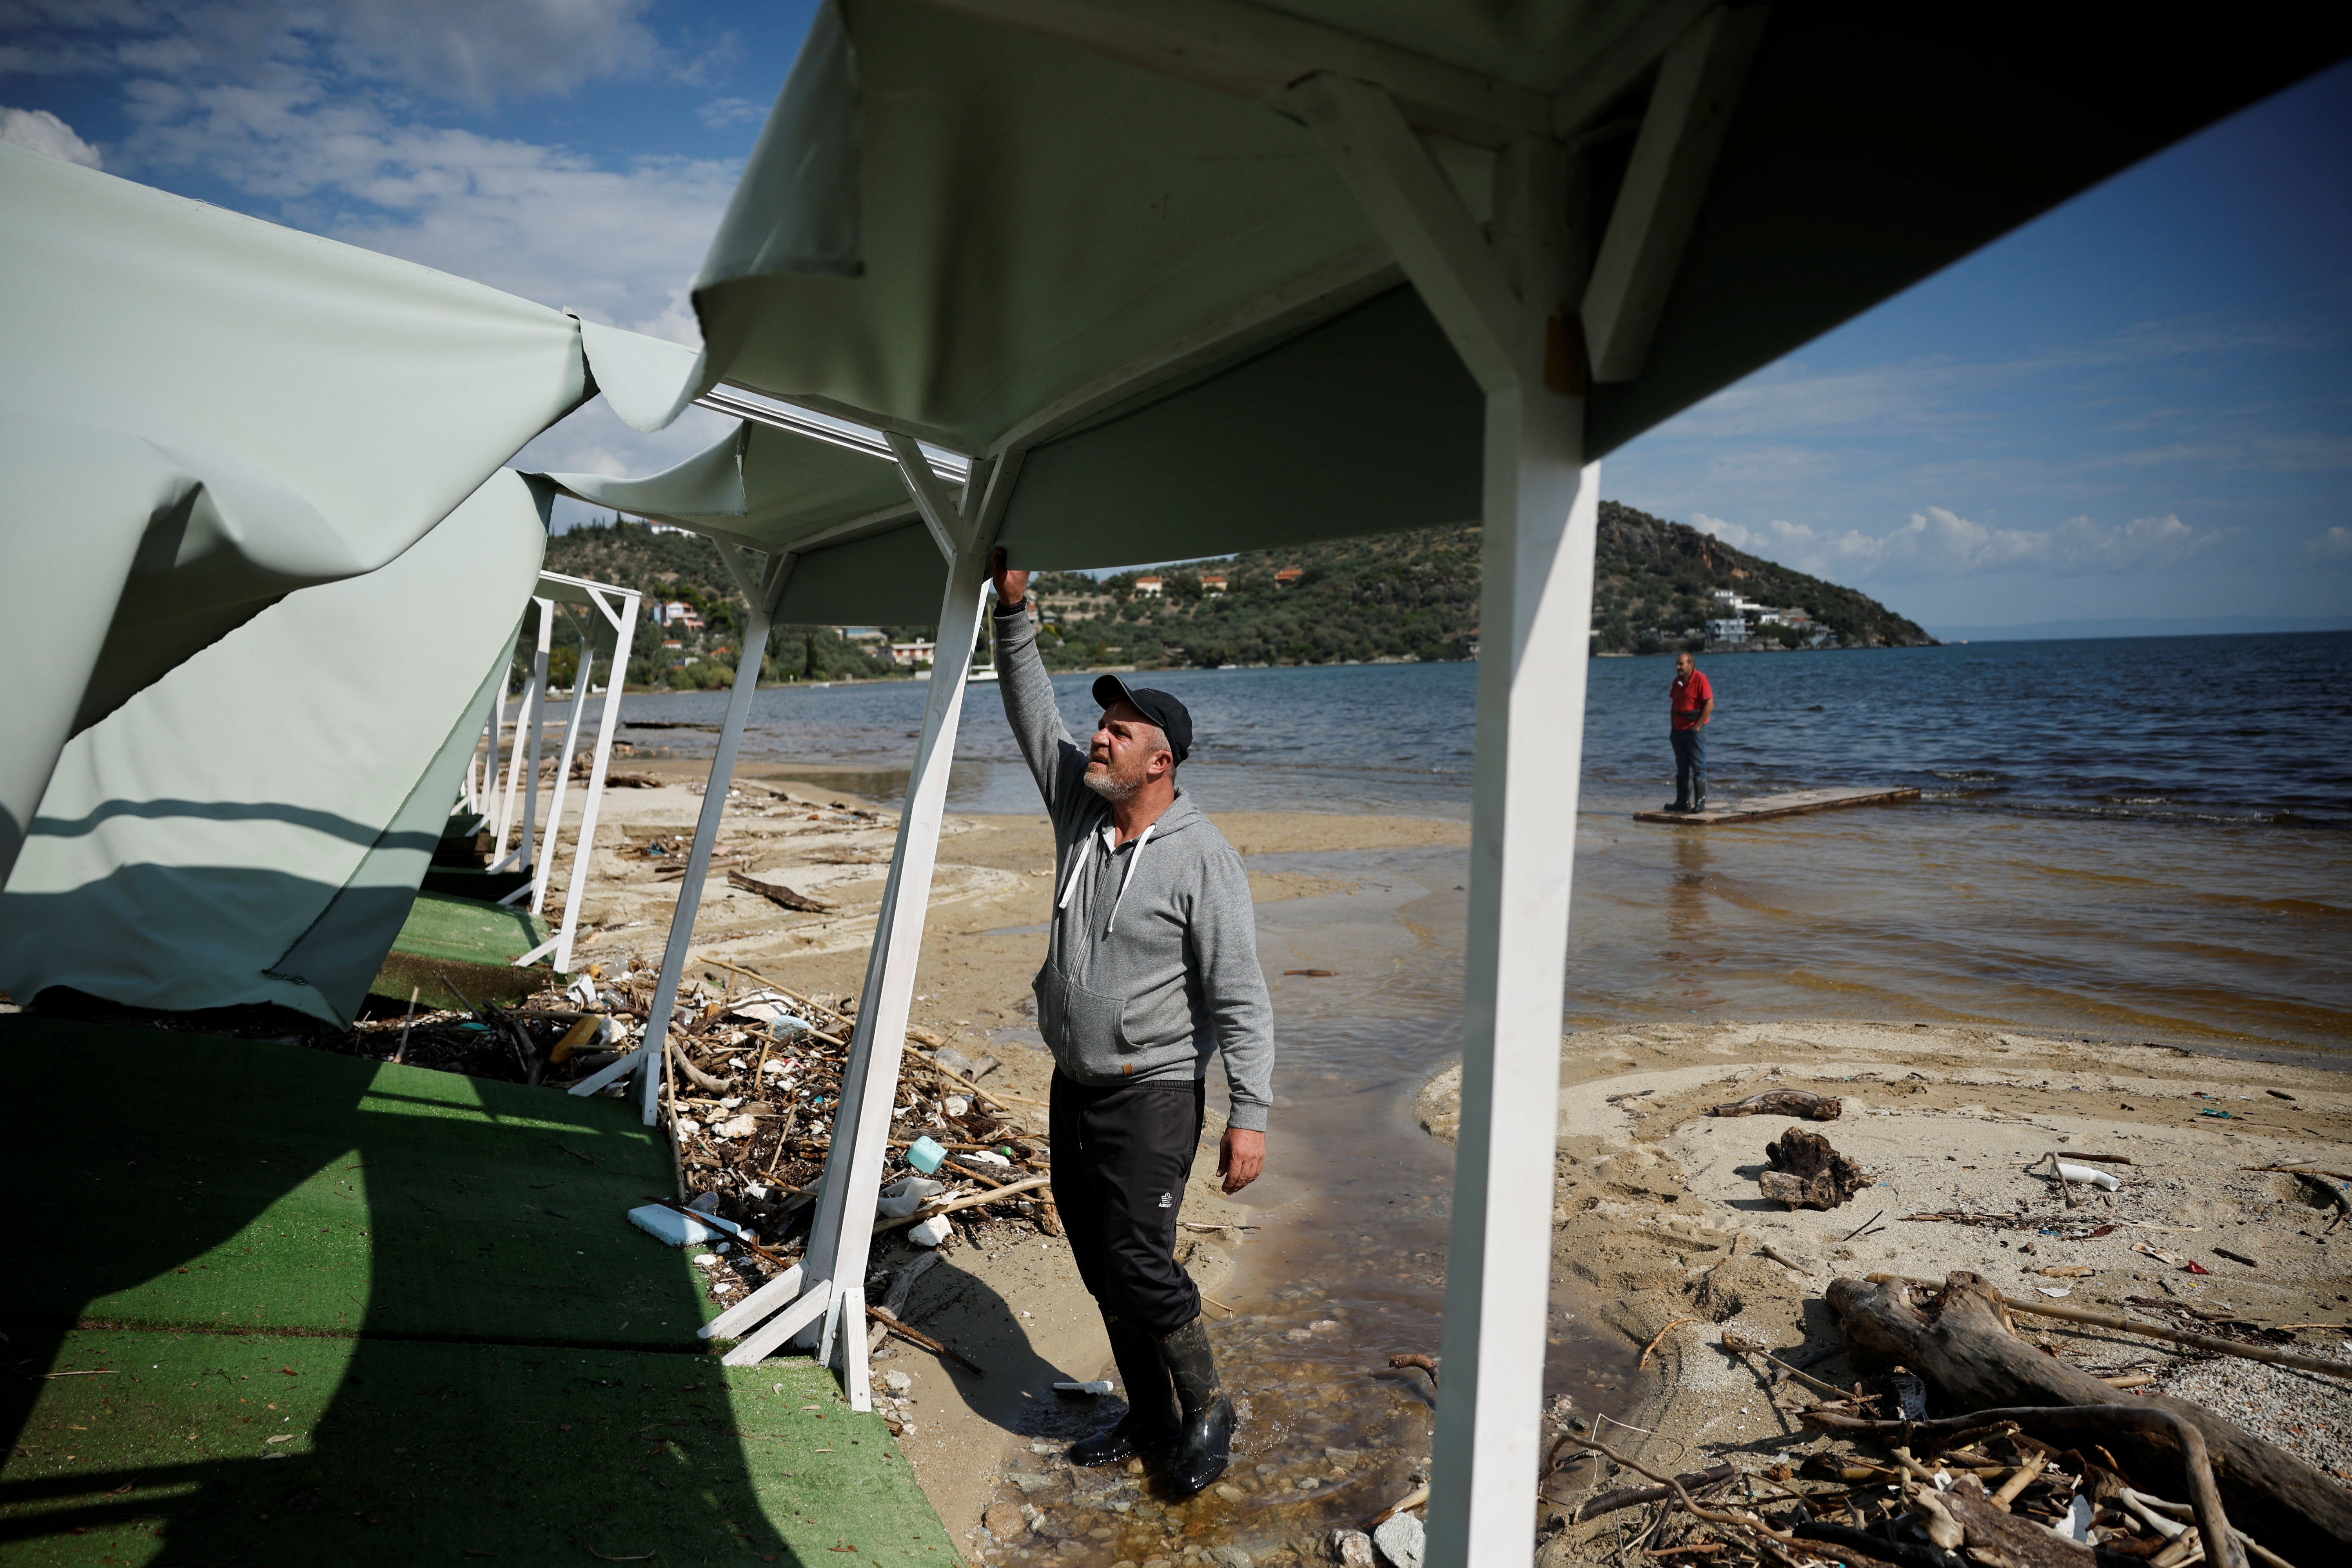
[
  {"xmin": 526, "ymin": 504, "xmax": 1929, "ymax": 689},
  {"xmin": 538, "ymin": 516, "xmax": 923, "ymax": 689},
  {"xmin": 1016, "ymin": 501, "xmax": 1930, "ymax": 669}
]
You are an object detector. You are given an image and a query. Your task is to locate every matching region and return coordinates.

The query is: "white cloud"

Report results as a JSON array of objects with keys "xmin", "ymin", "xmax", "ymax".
[
  {"xmin": 113, "ymin": 78, "xmax": 737, "ymax": 336},
  {"xmin": 697, "ymin": 95, "xmax": 767, "ymax": 130},
  {"xmin": 2, "ymin": 1, "xmax": 664, "ymax": 107},
  {"xmin": 1692, "ymin": 507, "xmax": 2234, "ymax": 581},
  {"xmin": 2308, "ymin": 526, "xmax": 2352, "ymax": 564},
  {"xmin": 0, "ymin": 105, "xmax": 103, "ymax": 166}
]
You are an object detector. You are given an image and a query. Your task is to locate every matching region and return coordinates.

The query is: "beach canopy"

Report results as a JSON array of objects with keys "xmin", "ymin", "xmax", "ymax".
[
  {"xmin": 555, "ymin": 4, "xmax": 2352, "ymax": 1556},
  {"xmin": 582, "ymin": 0, "xmax": 2348, "ymax": 567},
  {"xmin": 0, "ymin": 472, "xmax": 552, "ymax": 1026},
  {"xmin": 0, "ymin": 142, "xmax": 704, "ymax": 886}
]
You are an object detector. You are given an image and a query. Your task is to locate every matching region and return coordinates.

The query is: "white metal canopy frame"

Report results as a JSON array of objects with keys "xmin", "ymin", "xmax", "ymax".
[
  {"xmin": 465, "ymin": 571, "xmax": 646, "ymax": 975},
  {"xmin": 536, "ymin": 3, "xmax": 2351, "ymax": 1560}
]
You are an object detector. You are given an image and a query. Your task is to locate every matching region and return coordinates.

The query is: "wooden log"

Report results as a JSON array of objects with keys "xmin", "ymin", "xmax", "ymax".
[
  {"xmin": 1824, "ymin": 1273, "xmax": 2351, "ymax": 1563},
  {"xmin": 1709, "ymin": 1088, "xmax": 1841, "ymax": 1120},
  {"xmin": 726, "ymin": 867, "xmax": 838, "ymax": 912},
  {"xmin": 1760, "ymin": 1127, "xmax": 1867, "ymax": 1209},
  {"xmin": 1867, "ymin": 1272, "xmax": 2352, "ymax": 1379}
]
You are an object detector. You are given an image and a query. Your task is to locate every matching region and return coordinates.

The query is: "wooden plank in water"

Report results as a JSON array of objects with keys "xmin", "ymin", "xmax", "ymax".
[{"xmin": 1633, "ymin": 786, "xmax": 1920, "ymax": 826}]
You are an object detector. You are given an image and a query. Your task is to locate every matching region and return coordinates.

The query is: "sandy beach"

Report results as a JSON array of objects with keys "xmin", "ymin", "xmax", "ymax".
[
  {"xmin": 511, "ymin": 748, "xmax": 2349, "ymax": 1565},
  {"xmin": 1418, "ymin": 1022, "xmax": 2352, "ymax": 1561},
  {"xmin": 529, "ymin": 758, "xmax": 1473, "ymax": 1557}
]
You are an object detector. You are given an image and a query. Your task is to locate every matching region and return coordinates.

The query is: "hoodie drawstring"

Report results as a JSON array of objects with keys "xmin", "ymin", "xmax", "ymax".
[
  {"xmin": 1057, "ymin": 819, "xmax": 1156, "ymax": 936},
  {"xmin": 1105, "ymin": 822, "xmax": 1154, "ymax": 935}
]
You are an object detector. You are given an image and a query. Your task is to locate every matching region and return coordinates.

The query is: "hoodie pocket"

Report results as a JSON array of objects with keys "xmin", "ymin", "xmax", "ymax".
[{"xmin": 1033, "ymin": 961, "xmax": 1133, "ymax": 1080}]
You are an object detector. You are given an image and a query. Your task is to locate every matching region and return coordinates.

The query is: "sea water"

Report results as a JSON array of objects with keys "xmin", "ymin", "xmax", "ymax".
[{"xmin": 620, "ymin": 630, "xmax": 2352, "ymax": 1056}]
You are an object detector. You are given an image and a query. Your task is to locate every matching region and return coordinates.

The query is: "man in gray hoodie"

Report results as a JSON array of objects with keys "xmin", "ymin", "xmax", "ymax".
[{"xmin": 989, "ymin": 548, "xmax": 1274, "ymax": 1496}]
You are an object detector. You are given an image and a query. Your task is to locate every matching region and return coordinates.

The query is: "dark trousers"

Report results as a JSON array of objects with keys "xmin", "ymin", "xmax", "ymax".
[
  {"xmin": 1671, "ymin": 726, "xmax": 1707, "ymax": 800},
  {"xmin": 1050, "ymin": 1072, "xmax": 1204, "ymax": 1337}
]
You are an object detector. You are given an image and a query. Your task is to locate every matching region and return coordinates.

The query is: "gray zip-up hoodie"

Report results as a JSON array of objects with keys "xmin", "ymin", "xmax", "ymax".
[{"xmin": 994, "ymin": 604, "xmax": 1274, "ymax": 1131}]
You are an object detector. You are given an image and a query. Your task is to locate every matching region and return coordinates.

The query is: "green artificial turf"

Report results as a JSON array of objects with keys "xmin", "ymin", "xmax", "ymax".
[
  {"xmin": 387, "ymin": 889, "xmax": 549, "ymax": 967},
  {"xmin": 0, "ymin": 1019, "xmax": 958, "ymax": 1566},
  {"xmin": 0, "ymin": 1019, "xmax": 705, "ymax": 1345},
  {"xmin": 2, "ymin": 1333, "xmax": 955, "ymax": 1567}
]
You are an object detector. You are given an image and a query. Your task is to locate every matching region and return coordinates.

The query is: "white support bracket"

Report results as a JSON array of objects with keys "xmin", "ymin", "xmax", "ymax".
[
  {"xmin": 1293, "ymin": 73, "xmax": 1525, "ymax": 395},
  {"xmin": 1579, "ymin": 4, "xmax": 1767, "ymax": 383},
  {"xmin": 529, "ymin": 583, "xmax": 640, "ymax": 979},
  {"xmin": 533, "ymin": 617, "xmax": 596, "ymax": 916},
  {"xmin": 886, "ymin": 431, "xmax": 975, "ymax": 562}
]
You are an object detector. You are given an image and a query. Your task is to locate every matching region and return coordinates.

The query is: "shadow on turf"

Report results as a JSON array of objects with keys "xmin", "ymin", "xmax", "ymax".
[{"xmin": 0, "ymin": 1020, "xmax": 840, "ymax": 1564}]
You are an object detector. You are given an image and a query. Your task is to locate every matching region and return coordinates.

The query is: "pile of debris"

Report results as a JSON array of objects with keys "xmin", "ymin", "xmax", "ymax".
[
  {"xmin": 1535, "ymin": 1270, "xmax": 2352, "ymax": 1568},
  {"xmin": 502, "ymin": 959, "xmax": 1061, "ymax": 1307}
]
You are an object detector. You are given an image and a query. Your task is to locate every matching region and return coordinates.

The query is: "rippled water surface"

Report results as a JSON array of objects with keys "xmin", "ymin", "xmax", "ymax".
[{"xmin": 623, "ymin": 632, "xmax": 2352, "ymax": 1055}]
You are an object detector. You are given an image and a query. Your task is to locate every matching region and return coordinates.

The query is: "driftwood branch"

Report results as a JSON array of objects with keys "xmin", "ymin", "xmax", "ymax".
[
  {"xmin": 866, "ymin": 1305, "xmax": 982, "ymax": 1375},
  {"xmin": 727, "ymin": 867, "xmax": 838, "ymax": 912},
  {"xmin": 1800, "ymin": 1405, "xmax": 2239, "ymax": 1568},
  {"xmin": 1710, "ymin": 1088, "xmax": 1841, "ymax": 1120},
  {"xmin": 1826, "ymin": 1273, "xmax": 2350, "ymax": 1563},
  {"xmin": 1568, "ymin": 1464, "xmax": 1735, "ymax": 1523},
  {"xmin": 1866, "ymin": 1272, "xmax": 2352, "ymax": 1380}
]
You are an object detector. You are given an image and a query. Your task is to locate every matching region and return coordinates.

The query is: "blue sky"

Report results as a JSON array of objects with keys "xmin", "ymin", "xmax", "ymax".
[{"xmin": 5, "ymin": 2, "xmax": 2346, "ymax": 635}]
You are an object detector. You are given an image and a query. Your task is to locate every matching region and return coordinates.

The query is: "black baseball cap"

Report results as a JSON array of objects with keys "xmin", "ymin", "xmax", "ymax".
[{"xmin": 1091, "ymin": 675, "xmax": 1193, "ymax": 764}]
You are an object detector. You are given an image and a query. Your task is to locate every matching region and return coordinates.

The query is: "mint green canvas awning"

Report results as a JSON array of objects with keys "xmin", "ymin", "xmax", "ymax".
[
  {"xmin": 0, "ymin": 471, "xmax": 552, "ymax": 1026},
  {"xmin": 617, "ymin": 0, "xmax": 2348, "ymax": 574},
  {"xmin": 0, "ymin": 143, "xmax": 703, "ymax": 885}
]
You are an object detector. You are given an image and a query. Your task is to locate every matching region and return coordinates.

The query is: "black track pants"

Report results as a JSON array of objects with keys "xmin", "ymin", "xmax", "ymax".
[{"xmin": 1049, "ymin": 1072, "xmax": 1205, "ymax": 1338}]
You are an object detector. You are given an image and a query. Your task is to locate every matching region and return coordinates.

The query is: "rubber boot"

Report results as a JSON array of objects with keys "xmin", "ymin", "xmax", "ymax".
[
  {"xmin": 1662, "ymin": 795, "xmax": 1690, "ymax": 813},
  {"xmin": 1069, "ymin": 1313, "xmax": 1179, "ymax": 1466},
  {"xmin": 1155, "ymin": 1317, "xmax": 1234, "ymax": 1495}
]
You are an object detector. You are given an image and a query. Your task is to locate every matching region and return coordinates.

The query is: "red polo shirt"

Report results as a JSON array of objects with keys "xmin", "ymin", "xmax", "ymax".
[{"xmin": 1671, "ymin": 669, "xmax": 1712, "ymax": 731}]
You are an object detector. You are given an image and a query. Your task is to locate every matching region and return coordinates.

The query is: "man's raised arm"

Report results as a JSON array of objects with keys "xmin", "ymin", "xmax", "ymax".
[{"xmin": 990, "ymin": 548, "xmax": 1084, "ymax": 811}]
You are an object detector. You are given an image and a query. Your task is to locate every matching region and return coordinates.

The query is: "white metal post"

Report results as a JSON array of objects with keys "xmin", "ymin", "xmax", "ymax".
[
  {"xmin": 532, "ymin": 586, "xmax": 639, "ymax": 985},
  {"xmin": 491, "ymin": 679, "xmax": 528, "ymax": 863},
  {"xmin": 534, "ymin": 619, "xmax": 596, "ymax": 915},
  {"xmin": 635, "ymin": 597, "xmax": 777, "ymax": 1125},
  {"xmin": 517, "ymin": 597, "xmax": 554, "ymax": 872},
  {"xmin": 775, "ymin": 535, "xmax": 992, "ymax": 1398},
  {"xmin": 1302, "ymin": 79, "xmax": 1599, "ymax": 1568},
  {"xmin": 722, "ymin": 453, "xmax": 1014, "ymax": 1402}
]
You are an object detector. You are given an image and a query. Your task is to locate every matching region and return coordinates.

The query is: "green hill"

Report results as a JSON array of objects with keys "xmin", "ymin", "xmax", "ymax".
[
  {"xmin": 532, "ymin": 504, "xmax": 1929, "ymax": 686},
  {"xmin": 1018, "ymin": 501, "xmax": 1930, "ymax": 668},
  {"xmin": 538, "ymin": 517, "xmax": 918, "ymax": 689}
]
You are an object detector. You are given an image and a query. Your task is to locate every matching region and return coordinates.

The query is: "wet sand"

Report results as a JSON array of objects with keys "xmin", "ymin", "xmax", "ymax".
[{"xmin": 527, "ymin": 760, "xmax": 1488, "ymax": 1561}]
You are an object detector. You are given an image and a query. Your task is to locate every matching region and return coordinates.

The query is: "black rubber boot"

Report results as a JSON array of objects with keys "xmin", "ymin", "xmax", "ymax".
[
  {"xmin": 1155, "ymin": 1317, "xmax": 1234, "ymax": 1495},
  {"xmin": 1662, "ymin": 797, "xmax": 1690, "ymax": 813},
  {"xmin": 1690, "ymin": 787, "xmax": 1708, "ymax": 813},
  {"xmin": 1069, "ymin": 1314, "xmax": 1179, "ymax": 1466}
]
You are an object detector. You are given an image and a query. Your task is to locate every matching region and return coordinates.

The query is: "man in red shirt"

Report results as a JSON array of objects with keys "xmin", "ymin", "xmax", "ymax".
[{"xmin": 1667, "ymin": 652, "xmax": 1714, "ymax": 812}]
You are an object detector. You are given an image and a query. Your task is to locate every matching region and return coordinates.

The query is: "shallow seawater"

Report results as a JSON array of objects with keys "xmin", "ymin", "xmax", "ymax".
[{"xmin": 969, "ymin": 850, "xmax": 1636, "ymax": 1565}]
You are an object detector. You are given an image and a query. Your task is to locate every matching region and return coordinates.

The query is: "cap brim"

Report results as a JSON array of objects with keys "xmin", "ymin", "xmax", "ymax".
[{"xmin": 1091, "ymin": 674, "xmax": 1136, "ymax": 712}]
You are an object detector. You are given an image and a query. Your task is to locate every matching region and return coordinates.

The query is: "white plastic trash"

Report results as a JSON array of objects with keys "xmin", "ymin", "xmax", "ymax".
[
  {"xmin": 908, "ymin": 1214, "xmax": 953, "ymax": 1248},
  {"xmin": 2051, "ymin": 1163, "xmax": 2122, "ymax": 1191},
  {"xmin": 956, "ymin": 1150, "xmax": 1012, "ymax": 1169},
  {"xmin": 628, "ymin": 1203, "xmax": 741, "ymax": 1247},
  {"xmin": 878, "ymin": 1176, "xmax": 945, "ymax": 1219},
  {"xmin": 1053, "ymin": 1380, "xmax": 1114, "ymax": 1395}
]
